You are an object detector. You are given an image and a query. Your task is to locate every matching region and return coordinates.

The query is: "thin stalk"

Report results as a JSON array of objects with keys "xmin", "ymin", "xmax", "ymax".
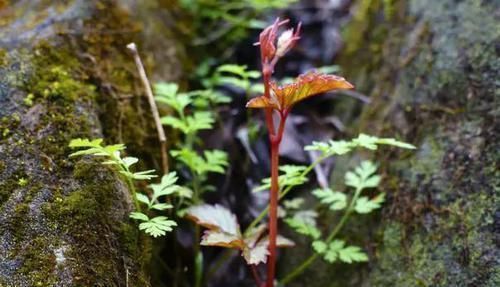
[
  {"xmin": 265, "ymin": 113, "xmax": 286, "ymax": 287},
  {"xmin": 279, "ymin": 187, "xmax": 363, "ymax": 285},
  {"xmin": 127, "ymin": 43, "xmax": 169, "ymax": 174},
  {"xmin": 266, "ymin": 143, "xmax": 280, "ymax": 287},
  {"xmin": 191, "ymin": 172, "xmax": 203, "ymax": 287},
  {"xmin": 244, "ymin": 155, "xmax": 327, "ymax": 235}
]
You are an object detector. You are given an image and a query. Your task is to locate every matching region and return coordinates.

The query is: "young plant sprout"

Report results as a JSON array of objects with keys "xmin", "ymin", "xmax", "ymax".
[
  {"xmin": 183, "ymin": 18, "xmax": 414, "ymax": 287},
  {"xmin": 246, "ymin": 18, "xmax": 354, "ymax": 287}
]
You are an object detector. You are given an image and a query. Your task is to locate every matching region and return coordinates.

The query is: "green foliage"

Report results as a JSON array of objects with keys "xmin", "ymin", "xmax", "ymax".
[
  {"xmin": 313, "ymin": 239, "xmax": 368, "ymax": 263},
  {"xmin": 130, "ymin": 214, "xmax": 177, "ymax": 238},
  {"xmin": 155, "ymin": 67, "xmax": 231, "ymax": 205},
  {"xmin": 171, "ymin": 148, "xmax": 228, "ymax": 176},
  {"xmin": 69, "ymin": 139, "xmax": 179, "ymax": 237},
  {"xmin": 253, "ymin": 165, "xmax": 308, "ymax": 193},
  {"xmin": 278, "ymin": 134, "xmax": 414, "ymax": 275},
  {"xmin": 179, "ymin": 0, "xmax": 298, "ymax": 48},
  {"xmin": 344, "ymin": 160, "xmax": 381, "ymax": 190},
  {"xmin": 305, "ymin": 133, "xmax": 416, "ymax": 157},
  {"xmin": 312, "ymin": 188, "xmax": 347, "ymax": 210},
  {"xmin": 284, "ymin": 217, "xmax": 321, "ymax": 240},
  {"xmin": 355, "ymin": 193, "xmax": 385, "ymax": 214},
  {"xmin": 68, "ymin": 138, "xmax": 156, "ymax": 181}
]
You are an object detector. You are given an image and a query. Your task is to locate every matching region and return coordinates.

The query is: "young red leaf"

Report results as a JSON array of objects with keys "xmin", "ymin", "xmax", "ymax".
[{"xmin": 246, "ymin": 71, "xmax": 354, "ymax": 112}]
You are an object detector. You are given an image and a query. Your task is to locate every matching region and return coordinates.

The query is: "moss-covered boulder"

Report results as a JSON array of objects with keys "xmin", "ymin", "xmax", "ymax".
[
  {"xmin": 0, "ymin": 0, "xmax": 185, "ymax": 286},
  {"xmin": 285, "ymin": 0, "xmax": 499, "ymax": 286}
]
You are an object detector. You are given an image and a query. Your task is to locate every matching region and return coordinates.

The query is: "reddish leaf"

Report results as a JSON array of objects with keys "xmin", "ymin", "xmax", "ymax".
[
  {"xmin": 201, "ymin": 230, "xmax": 244, "ymax": 249},
  {"xmin": 246, "ymin": 71, "xmax": 354, "ymax": 111},
  {"xmin": 186, "ymin": 204, "xmax": 240, "ymax": 235}
]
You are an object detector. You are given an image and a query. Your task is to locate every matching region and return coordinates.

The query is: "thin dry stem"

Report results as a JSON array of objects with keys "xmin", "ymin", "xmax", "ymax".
[{"xmin": 127, "ymin": 42, "xmax": 169, "ymax": 174}]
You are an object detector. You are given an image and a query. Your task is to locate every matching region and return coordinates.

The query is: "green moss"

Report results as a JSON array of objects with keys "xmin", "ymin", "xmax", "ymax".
[{"xmin": 18, "ymin": 237, "xmax": 57, "ymax": 286}]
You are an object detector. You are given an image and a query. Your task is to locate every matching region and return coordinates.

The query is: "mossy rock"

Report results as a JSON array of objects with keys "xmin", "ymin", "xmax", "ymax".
[
  {"xmin": 0, "ymin": 0, "xmax": 186, "ymax": 286},
  {"xmin": 283, "ymin": 0, "xmax": 499, "ymax": 286}
]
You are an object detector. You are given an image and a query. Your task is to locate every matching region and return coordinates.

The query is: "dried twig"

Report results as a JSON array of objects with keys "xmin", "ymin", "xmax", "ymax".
[{"xmin": 127, "ymin": 42, "xmax": 169, "ymax": 174}]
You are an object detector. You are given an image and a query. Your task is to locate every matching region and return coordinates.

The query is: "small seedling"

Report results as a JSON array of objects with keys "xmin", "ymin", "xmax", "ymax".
[{"xmin": 187, "ymin": 19, "xmax": 416, "ymax": 287}]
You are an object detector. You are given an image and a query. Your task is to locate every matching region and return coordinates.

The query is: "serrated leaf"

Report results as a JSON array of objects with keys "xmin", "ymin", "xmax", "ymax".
[
  {"xmin": 292, "ymin": 210, "xmax": 318, "ymax": 226},
  {"xmin": 312, "ymin": 240, "xmax": 328, "ymax": 254},
  {"xmin": 242, "ymin": 241, "xmax": 269, "ymax": 265},
  {"xmin": 345, "ymin": 161, "xmax": 381, "ymax": 190},
  {"xmin": 312, "ymin": 188, "xmax": 347, "ymax": 210},
  {"xmin": 363, "ymin": 175, "xmax": 381, "ymax": 188},
  {"xmin": 139, "ymin": 216, "xmax": 177, "ymax": 237},
  {"xmin": 135, "ymin": 193, "xmax": 151, "ymax": 206},
  {"xmin": 323, "ymin": 240, "xmax": 345, "ymax": 263},
  {"xmin": 129, "ymin": 212, "xmax": 149, "ymax": 222},
  {"xmin": 161, "ymin": 116, "xmax": 188, "ymax": 133},
  {"xmin": 338, "ymin": 246, "xmax": 368, "ymax": 263},
  {"xmin": 69, "ymin": 138, "xmax": 103, "ymax": 148},
  {"xmin": 345, "ymin": 171, "xmax": 361, "ymax": 188},
  {"xmin": 282, "ymin": 198, "xmax": 304, "ymax": 210},
  {"xmin": 254, "ymin": 165, "xmax": 307, "ymax": 193},
  {"xmin": 151, "ymin": 203, "xmax": 173, "ymax": 211},
  {"xmin": 122, "ymin": 157, "xmax": 138, "ymax": 168},
  {"xmin": 186, "ymin": 204, "xmax": 240, "ymax": 236},
  {"xmin": 201, "ymin": 230, "xmax": 244, "ymax": 248},
  {"xmin": 246, "ymin": 71, "xmax": 354, "ymax": 111},
  {"xmin": 284, "ymin": 218, "xmax": 321, "ymax": 239},
  {"xmin": 149, "ymin": 172, "xmax": 180, "ymax": 200},
  {"xmin": 242, "ymin": 234, "xmax": 295, "ymax": 265},
  {"xmin": 354, "ymin": 193, "xmax": 385, "ymax": 214},
  {"xmin": 176, "ymin": 186, "xmax": 193, "ymax": 198}
]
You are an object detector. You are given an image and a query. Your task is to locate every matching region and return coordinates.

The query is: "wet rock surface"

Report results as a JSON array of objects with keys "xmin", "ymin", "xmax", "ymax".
[{"xmin": 283, "ymin": 0, "xmax": 499, "ymax": 286}]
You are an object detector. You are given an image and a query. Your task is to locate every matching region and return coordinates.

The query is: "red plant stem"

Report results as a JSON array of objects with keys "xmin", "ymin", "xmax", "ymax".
[
  {"xmin": 266, "ymin": 113, "xmax": 287, "ymax": 287},
  {"xmin": 263, "ymin": 63, "xmax": 276, "ymax": 136}
]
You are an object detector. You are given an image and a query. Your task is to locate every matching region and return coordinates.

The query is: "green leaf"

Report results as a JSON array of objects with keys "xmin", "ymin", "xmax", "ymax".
[
  {"xmin": 304, "ymin": 134, "xmax": 415, "ymax": 159},
  {"xmin": 122, "ymin": 157, "xmax": 138, "ymax": 169},
  {"xmin": 161, "ymin": 116, "xmax": 188, "ymax": 134},
  {"xmin": 254, "ymin": 165, "xmax": 307, "ymax": 193},
  {"xmin": 129, "ymin": 212, "xmax": 149, "ymax": 222},
  {"xmin": 172, "ymin": 148, "xmax": 228, "ymax": 176},
  {"xmin": 284, "ymin": 218, "xmax": 321, "ymax": 239},
  {"xmin": 151, "ymin": 203, "xmax": 174, "ymax": 211},
  {"xmin": 188, "ymin": 111, "xmax": 215, "ymax": 133},
  {"xmin": 135, "ymin": 193, "xmax": 151, "ymax": 206},
  {"xmin": 149, "ymin": 172, "xmax": 180, "ymax": 202},
  {"xmin": 312, "ymin": 240, "xmax": 328, "ymax": 254},
  {"xmin": 69, "ymin": 138, "xmax": 103, "ymax": 148},
  {"xmin": 338, "ymin": 246, "xmax": 369, "ymax": 263},
  {"xmin": 155, "ymin": 82, "xmax": 192, "ymax": 115},
  {"xmin": 345, "ymin": 161, "xmax": 380, "ymax": 190},
  {"xmin": 139, "ymin": 216, "xmax": 177, "ymax": 237},
  {"xmin": 216, "ymin": 64, "xmax": 248, "ymax": 77},
  {"xmin": 354, "ymin": 193, "xmax": 385, "ymax": 214},
  {"xmin": 203, "ymin": 150, "xmax": 228, "ymax": 173},
  {"xmin": 282, "ymin": 198, "xmax": 304, "ymax": 210},
  {"xmin": 312, "ymin": 188, "xmax": 347, "ymax": 210},
  {"xmin": 324, "ymin": 240, "xmax": 345, "ymax": 263},
  {"xmin": 129, "ymin": 170, "xmax": 157, "ymax": 180}
]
